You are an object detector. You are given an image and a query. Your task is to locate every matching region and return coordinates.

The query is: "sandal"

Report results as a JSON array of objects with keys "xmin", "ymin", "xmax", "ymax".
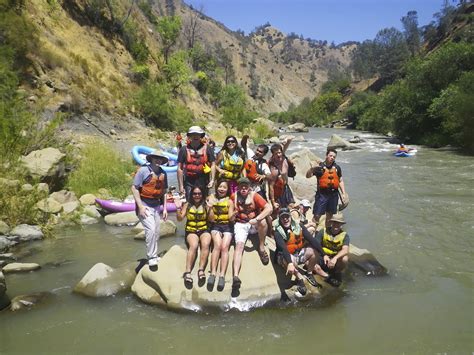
[
  {"xmin": 304, "ymin": 273, "xmax": 321, "ymax": 288},
  {"xmin": 217, "ymin": 276, "xmax": 225, "ymax": 291},
  {"xmin": 258, "ymin": 249, "xmax": 270, "ymax": 265},
  {"xmin": 183, "ymin": 272, "xmax": 193, "ymax": 289},
  {"xmin": 197, "ymin": 269, "xmax": 206, "ymax": 287},
  {"xmin": 232, "ymin": 276, "xmax": 241, "ymax": 289},
  {"xmin": 207, "ymin": 274, "xmax": 216, "ymax": 291}
]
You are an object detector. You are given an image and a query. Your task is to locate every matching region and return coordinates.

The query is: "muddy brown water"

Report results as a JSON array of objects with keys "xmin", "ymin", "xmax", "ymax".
[{"xmin": 1, "ymin": 128, "xmax": 473, "ymax": 354}]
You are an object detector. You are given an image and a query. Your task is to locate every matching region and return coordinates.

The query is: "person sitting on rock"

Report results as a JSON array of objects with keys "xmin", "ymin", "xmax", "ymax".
[
  {"xmin": 291, "ymin": 199, "xmax": 317, "ymax": 235},
  {"xmin": 216, "ymin": 135, "xmax": 246, "ymax": 194},
  {"xmin": 243, "ymin": 143, "xmax": 271, "ymax": 201},
  {"xmin": 177, "ymin": 126, "xmax": 216, "ymax": 200},
  {"xmin": 206, "ymin": 180, "xmax": 235, "ymax": 291},
  {"xmin": 268, "ymin": 138, "xmax": 295, "ymax": 212},
  {"xmin": 274, "ymin": 207, "xmax": 324, "ymax": 296},
  {"xmin": 314, "ymin": 213, "xmax": 350, "ymax": 287},
  {"xmin": 131, "ymin": 150, "xmax": 169, "ymax": 271},
  {"xmin": 175, "ymin": 185, "xmax": 212, "ymax": 288},
  {"xmin": 306, "ymin": 148, "xmax": 347, "ymax": 228},
  {"xmin": 231, "ymin": 177, "xmax": 273, "ymax": 292}
]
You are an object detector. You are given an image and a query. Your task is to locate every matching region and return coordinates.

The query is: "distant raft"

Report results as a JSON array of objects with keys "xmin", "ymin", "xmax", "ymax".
[
  {"xmin": 394, "ymin": 149, "xmax": 417, "ymax": 157},
  {"xmin": 95, "ymin": 198, "xmax": 178, "ymax": 213},
  {"xmin": 131, "ymin": 145, "xmax": 179, "ymax": 172}
]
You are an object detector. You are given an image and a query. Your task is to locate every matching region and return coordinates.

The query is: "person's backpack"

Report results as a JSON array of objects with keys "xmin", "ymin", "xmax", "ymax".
[{"xmin": 286, "ymin": 156, "xmax": 296, "ymax": 178}]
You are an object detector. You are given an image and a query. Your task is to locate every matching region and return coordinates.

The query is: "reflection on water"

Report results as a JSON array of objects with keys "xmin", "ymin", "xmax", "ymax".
[{"xmin": 1, "ymin": 128, "xmax": 473, "ymax": 354}]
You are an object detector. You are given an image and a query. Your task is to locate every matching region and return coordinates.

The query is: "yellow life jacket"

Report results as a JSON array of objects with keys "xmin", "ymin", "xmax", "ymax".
[
  {"xmin": 220, "ymin": 151, "xmax": 243, "ymax": 180},
  {"xmin": 212, "ymin": 197, "xmax": 230, "ymax": 224},
  {"xmin": 322, "ymin": 229, "xmax": 346, "ymax": 256},
  {"xmin": 185, "ymin": 204, "xmax": 208, "ymax": 232}
]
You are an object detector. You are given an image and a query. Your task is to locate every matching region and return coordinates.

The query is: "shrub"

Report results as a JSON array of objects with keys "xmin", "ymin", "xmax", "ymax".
[{"xmin": 67, "ymin": 139, "xmax": 135, "ymax": 199}]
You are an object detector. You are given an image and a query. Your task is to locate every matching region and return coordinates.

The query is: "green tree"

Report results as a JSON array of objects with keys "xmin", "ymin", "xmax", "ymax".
[
  {"xmin": 157, "ymin": 15, "xmax": 182, "ymax": 63},
  {"xmin": 373, "ymin": 27, "xmax": 410, "ymax": 82},
  {"xmin": 401, "ymin": 10, "xmax": 421, "ymax": 56},
  {"xmin": 163, "ymin": 50, "xmax": 192, "ymax": 95}
]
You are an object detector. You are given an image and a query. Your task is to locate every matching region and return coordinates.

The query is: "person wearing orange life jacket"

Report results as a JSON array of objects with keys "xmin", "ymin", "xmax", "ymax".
[
  {"xmin": 273, "ymin": 208, "xmax": 325, "ymax": 296},
  {"xmin": 216, "ymin": 135, "xmax": 246, "ymax": 195},
  {"xmin": 243, "ymin": 144, "xmax": 271, "ymax": 200},
  {"xmin": 177, "ymin": 126, "xmax": 216, "ymax": 200},
  {"xmin": 230, "ymin": 177, "xmax": 273, "ymax": 294},
  {"xmin": 131, "ymin": 150, "xmax": 169, "ymax": 270},
  {"xmin": 268, "ymin": 137, "xmax": 295, "ymax": 212},
  {"xmin": 306, "ymin": 148, "xmax": 348, "ymax": 228},
  {"xmin": 313, "ymin": 213, "xmax": 350, "ymax": 287}
]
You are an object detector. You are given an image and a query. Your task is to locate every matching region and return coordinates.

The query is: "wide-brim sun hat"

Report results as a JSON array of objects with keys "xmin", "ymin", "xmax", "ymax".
[
  {"xmin": 330, "ymin": 213, "xmax": 346, "ymax": 224},
  {"xmin": 187, "ymin": 125, "xmax": 205, "ymax": 137},
  {"xmin": 146, "ymin": 150, "xmax": 169, "ymax": 164},
  {"xmin": 300, "ymin": 199, "xmax": 311, "ymax": 208}
]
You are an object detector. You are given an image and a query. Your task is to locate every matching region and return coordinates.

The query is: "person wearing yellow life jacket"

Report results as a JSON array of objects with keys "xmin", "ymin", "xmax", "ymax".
[
  {"xmin": 273, "ymin": 208, "xmax": 325, "ymax": 295},
  {"xmin": 131, "ymin": 150, "xmax": 169, "ymax": 270},
  {"xmin": 216, "ymin": 135, "xmax": 246, "ymax": 195},
  {"xmin": 243, "ymin": 144, "xmax": 271, "ymax": 200},
  {"xmin": 205, "ymin": 180, "xmax": 235, "ymax": 291},
  {"xmin": 268, "ymin": 137, "xmax": 295, "ymax": 212},
  {"xmin": 306, "ymin": 148, "xmax": 348, "ymax": 228},
  {"xmin": 230, "ymin": 177, "xmax": 273, "ymax": 295},
  {"xmin": 175, "ymin": 185, "xmax": 212, "ymax": 289},
  {"xmin": 177, "ymin": 126, "xmax": 216, "ymax": 200},
  {"xmin": 313, "ymin": 213, "xmax": 350, "ymax": 287}
]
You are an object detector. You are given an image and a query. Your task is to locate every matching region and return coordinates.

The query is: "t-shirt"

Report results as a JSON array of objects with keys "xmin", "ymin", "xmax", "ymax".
[{"xmin": 133, "ymin": 165, "xmax": 168, "ymax": 207}]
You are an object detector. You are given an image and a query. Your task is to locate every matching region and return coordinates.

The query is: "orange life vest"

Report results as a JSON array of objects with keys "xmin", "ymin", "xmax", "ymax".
[
  {"xmin": 235, "ymin": 193, "xmax": 257, "ymax": 223},
  {"xmin": 319, "ymin": 166, "xmax": 340, "ymax": 190},
  {"xmin": 139, "ymin": 167, "xmax": 165, "ymax": 200},
  {"xmin": 275, "ymin": 220, "xmax": 304, "ymax": 254},
  {"xmin": 244, "ymin": 158, "xmax": 265, "ymax": 183},
  {"xmin": 185, "ymin": 144, "xmax": 208, "ymax": 177},
  {"xmin": 273, "ymin": 177, "xmax": 285, "ymax": 198}
]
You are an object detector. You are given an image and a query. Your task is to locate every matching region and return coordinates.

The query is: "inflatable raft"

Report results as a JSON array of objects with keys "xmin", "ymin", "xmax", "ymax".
[
  {"xmin": 95, "ymin": 198, "xmax": 178, "ymax": 213},
  {"xmin": 394, "ymin": 149, "xmax": 417, "ymax": 157},
  {"xmin": 131, "ymin": 145, "xmax": 179, "ymax": 172}
]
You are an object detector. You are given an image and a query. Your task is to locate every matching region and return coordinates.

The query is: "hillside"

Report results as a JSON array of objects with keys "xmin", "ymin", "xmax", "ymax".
[{"xmin": 18, "ymin": 0, "xmax": 353, "ymax": 127}]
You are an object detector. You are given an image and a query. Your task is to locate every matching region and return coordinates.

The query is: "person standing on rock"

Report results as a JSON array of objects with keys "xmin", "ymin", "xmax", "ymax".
[
  {"xmin": 216, "ymin": 135, "xmax": 246, "ymax": 194},
  {"xmin": 131, "ymin": 150, "xmax": 169, "ymax": 270},
  {"xmin": 306, "ymin": 148, "xmax": 347, "ymax": 228},
  {"xmin": 313, "ymin": 213, "xmax": 350, "ymax": 287},
  {"xmin": 243, "ymin": 143, "xmax": 271, "ymax": 200},
  {"xmin": 177, "ymin": 126, "xmax": 216, "ymax": 200},
  {"xmin": 175, "ymin": 185, "xmax": 212, "ymax": 289},
  {"xmin": 268, "ymin": 138, "xmax": 295, "ymax": 211},
  {"xmin": 231, "ymin": 177, "xmax": 273, "ymax": 293},
  {"xmin": 273, "ymin": 207, "xmax": 324, "ymax": 295}
]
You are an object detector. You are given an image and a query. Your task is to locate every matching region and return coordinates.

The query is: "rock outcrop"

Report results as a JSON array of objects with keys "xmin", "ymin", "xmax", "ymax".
[
  {"xmin": 9, "ymin": 225, "xmax": 44, "ymax": 242},
  {"xmin": 104, "ymin": 211, "xmax": 138, "ymax": 226},
  {"xmin": 288, "ymin": 148, "xmax": 323, "ymax": 202},
  {"xmin": 286, "ymin": 123, "xmax": 309, "ymax": 132},
  {"xmin": 20, "ymin": 147, "xmax": 66, "ymax": 182},
  {"xmin": 327, "ymin": 134, "xmax": 358, "ymax": 151},
  {"xmin": 73, "ymin": 261, "xmax": 136, "ymax": 297}
]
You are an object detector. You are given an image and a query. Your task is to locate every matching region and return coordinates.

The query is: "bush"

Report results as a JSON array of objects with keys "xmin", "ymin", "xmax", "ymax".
[{"xmin": 67, "ymin": 139, "xmax": 135, "ymax": 199}]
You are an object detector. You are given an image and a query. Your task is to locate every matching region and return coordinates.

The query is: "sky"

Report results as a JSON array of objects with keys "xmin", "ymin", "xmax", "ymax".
[{"xmin": 183, "ymin": 0, "xmax": 445, "ymax": 44}]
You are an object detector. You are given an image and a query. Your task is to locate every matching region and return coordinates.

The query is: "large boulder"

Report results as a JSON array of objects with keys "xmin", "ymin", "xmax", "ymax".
[
  {"xmin": 20, "ymin": 147, "xmax": 66, "ymax": 179},
  {"xmin": 36, "ymin": 197, "xmax": 63, "ymax": 214},
  {"xmin": 327, "ymin": 134, "xmax": 358, "ymax": 151},
  {"xmin": 288, "ymin": 148, "xmax": 323, "ymax": 202},
  {"xmin": 348, "ymin": 245, "xmax": 387, "ymax": 276},
  {"xmin": 104, "ymin": 211, "xmax": 138, "ymax": 226},
  {"xmin": 9, "ymin": 224, "xmax": 44, "ymax": 242},
  {"xmin": 10, "ymin": 292, "xmax": 54, "ymax": 312},
  {"xmin": 61, "ymin": 200, "xmax": 80, "ymax": 214},
  {"xmin": 3, "ymin": 262, "xmax": 41, "ymax": 273},
  {"xmin": 134, "ymin": 220, "xmax": 177, "ymax": 240},
  {"xmin": 50, "ymin": 190, "xmax": 78, "ymax": 204},
  {"xmin": 79, "ymin": 193, "xmax": 97, "ymax": 206},
  {"xmin": 132, "ymin": 238, "xmax": 331, "ymax": 312},
  {"xmin": 73, "ymin": 261, "xmax": 137, "ymax": 297},
  {"xmin": 286, "ymin": 123, "xmax": 309, "ymax": 132}
]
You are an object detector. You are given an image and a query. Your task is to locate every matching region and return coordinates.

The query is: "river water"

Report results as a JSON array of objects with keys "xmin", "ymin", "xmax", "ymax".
[{"xmin": 1, "ymin": 128, "xmax": 473, "ymax": 354}]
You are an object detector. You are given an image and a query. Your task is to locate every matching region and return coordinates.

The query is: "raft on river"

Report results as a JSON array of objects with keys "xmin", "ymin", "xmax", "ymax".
[
  {"xmin": 95, "ymin": 198, "xmax": 177, "ymax": 213},
  {"xmin": 131, "ymin": 145, "xmax": 179, "ymax": 172}
]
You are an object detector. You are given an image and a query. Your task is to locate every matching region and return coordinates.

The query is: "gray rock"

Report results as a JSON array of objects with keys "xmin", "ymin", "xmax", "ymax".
[
  {"xmin": 20, "ymin": 147, "xmax": 65, "ymax": 179},
  {"xmin": 104, "ymin": 211, "xmax": 138, "ymax": 226},
  {"xmin": 327, "ymin": 134, "xmax": 358, "ymax": 151},
  {"xmin": 0, "ymin": 236, "xmax": 17, "ymax": 252},
  {"xmin": 74, "ymin": 261, "xmax": 137, "ymax": 297},
  {"xmin": 62, "ymin": 200, "xmax": 80, "ymax": 214},
  {"xmin": 0, "ymin": 221, "xmax": 10, "ymax": 235},
  {"xmin": 10, "ymin": 292, "xmax": 53, "ymax": 312},
  {"xmin": 79, "ymin": 214, "xmax": 99, "ymax": 225},
  {"xmin": 50, "ymin": 190, "xmax": 78, "ymax": 204},
  {"xmin": 0, "ymin": 253, "xmax": 16, "ymax": 261},
  {"xmin": 21, "ymin": 183, "xmax": 34, "ymax": 192},
  {"xmin": 36, "ymin": 197, "xmax": 63, "ymax": 213},
  {"xmin": 287, "ymin": 123, "xmax": 309, "ymax": 132},
  {"xmin": 10, "ymin": 224, "xmax": 44, "ymax": 242},
  {"xmin": 79, "ymin": 193, "xmax": 97, "ymax": 205},
  {"xmin": 37, "ymin": 183, "xmax": 49, "ymax": 194},
  {"xmin": 83, "ymin": 205, "xmax": 101, "ymax": 218},
  {"xmin": 288, "ymin": 148, "xmax": 323, "ymax": 202},
  {"xmin": 348, "ymin": 245, "xmax": 387, "ymax": 276},
  {"xmin": 0, "ymin": 270, "xmax": 9, "ymax": 311},
  {"xmin": 3, "ymin": 262, "xmax": 41, "ymax": 273},
  {"xmin": 134, "ymin": 220, "xmax": 177, "ymax": 240}
]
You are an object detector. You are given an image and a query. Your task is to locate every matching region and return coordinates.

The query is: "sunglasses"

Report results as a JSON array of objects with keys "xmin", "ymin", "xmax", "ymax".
[
  {"xmin": 192, "ymin": 192, "xmax": 202, "ymax": 195},
  {"xmin": 226, "ymin": 140, "xmax": 236, "ymax": 144}
]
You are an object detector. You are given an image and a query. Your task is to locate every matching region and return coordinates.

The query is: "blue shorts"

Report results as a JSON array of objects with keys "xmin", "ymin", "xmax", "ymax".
[
  {"xmin": 211, "ymin": 224, "xmax": 233, "ymax": 235},
  {"xmin": 314, "ymin": 190, "xmax": 338, "ymax": 216}
]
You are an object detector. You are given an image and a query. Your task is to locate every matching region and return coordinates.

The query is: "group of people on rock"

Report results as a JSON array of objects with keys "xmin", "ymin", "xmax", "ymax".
[{"xmin": 132, "ymin": 125, "xmax": 351, "ymax": 297}]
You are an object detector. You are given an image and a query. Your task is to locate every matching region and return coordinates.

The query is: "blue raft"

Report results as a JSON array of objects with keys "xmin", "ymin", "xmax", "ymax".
[{"xmin": 131, "ymin": 145, "xmax": 178, "ymax": 172}]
